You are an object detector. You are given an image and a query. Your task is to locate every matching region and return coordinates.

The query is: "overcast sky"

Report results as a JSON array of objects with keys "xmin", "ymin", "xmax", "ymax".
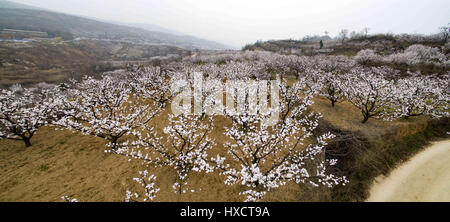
[{"xmin": 10, "ymin": 0, "xmax": 450, "ymax": 48}]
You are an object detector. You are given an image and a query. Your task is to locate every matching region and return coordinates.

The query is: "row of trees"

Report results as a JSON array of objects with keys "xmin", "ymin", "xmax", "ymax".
[
  {"xmin": 186, "ymin": 50, "xmax": 449, "ymax": 123},
  {"xmin": 355, "ymin": 45, "xmax": 448, "ymax": 66}
]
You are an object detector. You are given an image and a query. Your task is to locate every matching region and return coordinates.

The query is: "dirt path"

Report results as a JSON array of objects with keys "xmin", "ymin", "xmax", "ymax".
[{"xmin": 367, "ymin": 140, "xmax": 450, "ymax": 202}]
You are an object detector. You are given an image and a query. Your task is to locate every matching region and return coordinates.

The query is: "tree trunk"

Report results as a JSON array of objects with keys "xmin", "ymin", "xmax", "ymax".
[
  {"xmin": 361, "ymin": 114, "xmax": 370, "ymax": 124},
  {"xmin": 110, "ymin": 137, "xmax": 119, "ymax": 150},
  {"xmin": 361, "ymin": 117, "xmax": 369, "ymax": 124},
  {"xmin": 23, "ymin": 138, "xmax": 32, "ymax": 147}
]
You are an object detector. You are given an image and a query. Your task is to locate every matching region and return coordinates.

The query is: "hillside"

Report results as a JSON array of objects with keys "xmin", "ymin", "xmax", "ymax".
[
  {"xmin": 242, "ymin": 35, "xmax": 449, "ymax": 76},
  {"xmin": 0, "ymin": 1, "xmax": 230, "ymax": 50},
  {"xmin": 243, "ymin": 34, "xmax": 447, "ymax": 56},
  {"xmin": 114, "ymin": 22, "xmax": 185, "ymax": 36},
  {"xmin": 0, "ymin": 39, "xmax": 190, "ymax": 88},
  {"xmin": 115, "ymin": 22, "xmax": 232, "ymax": 50}
]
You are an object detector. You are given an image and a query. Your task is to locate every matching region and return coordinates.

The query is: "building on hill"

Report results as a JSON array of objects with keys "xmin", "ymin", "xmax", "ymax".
[{"xmin": 0, "ymin": 28, "xmax": 48, "ymax": 39}]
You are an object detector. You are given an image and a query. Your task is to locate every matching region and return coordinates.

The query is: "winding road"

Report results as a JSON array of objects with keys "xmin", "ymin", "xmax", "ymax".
[{"xmin": 367, "ymin": 140, "xmax": 450, "ymax": 202}]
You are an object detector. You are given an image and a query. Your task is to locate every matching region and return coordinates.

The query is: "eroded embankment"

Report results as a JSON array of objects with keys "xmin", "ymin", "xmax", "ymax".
[{"xmin": 325, "ymin": 117, "xmax": 449, "ymax": 202}]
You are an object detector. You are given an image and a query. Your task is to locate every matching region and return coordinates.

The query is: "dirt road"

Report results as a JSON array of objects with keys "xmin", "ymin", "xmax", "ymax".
[{"xmin": 367, "ymin": 140, "xmax": 450, "ymax": 202}]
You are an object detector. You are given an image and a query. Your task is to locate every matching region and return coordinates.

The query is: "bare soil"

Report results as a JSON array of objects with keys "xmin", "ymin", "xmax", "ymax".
[{"xmin": 367, "ymin": 140, "xmax": 450, "ymax": 202}]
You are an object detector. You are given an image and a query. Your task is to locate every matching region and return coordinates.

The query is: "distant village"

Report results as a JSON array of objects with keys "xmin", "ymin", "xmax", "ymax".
[
  {"xmin": 0, "ymin": 28, "xmax": 73, "ymax": 44},
  {"xmin": 0, "ymin": 28, "xmax": 48, "ymax": 38}
]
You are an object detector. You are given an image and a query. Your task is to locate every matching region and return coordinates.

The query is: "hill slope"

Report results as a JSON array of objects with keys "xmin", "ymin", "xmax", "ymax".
[
  {"xmin": 0, "ymin": 1, "xmax": 229, "ymax": 50},
  {"xmin": 0, "ymin": 39, "xmax": 190, "ymax": 88}
]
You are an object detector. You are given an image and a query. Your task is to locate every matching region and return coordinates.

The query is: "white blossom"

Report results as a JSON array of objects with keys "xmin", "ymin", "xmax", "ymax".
[
  {"xmin": 0, "ymin": 84, "xmax": 61, "ymax": 147},
  {"xmin": 125, "ymin": 170, "xmax": 160, "ymax": 202}
]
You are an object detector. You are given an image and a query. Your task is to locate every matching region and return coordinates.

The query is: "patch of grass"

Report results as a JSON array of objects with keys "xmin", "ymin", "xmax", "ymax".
[{"xmin": 38, "ymin": 164, "xmax": 50, "ymax": 172}]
